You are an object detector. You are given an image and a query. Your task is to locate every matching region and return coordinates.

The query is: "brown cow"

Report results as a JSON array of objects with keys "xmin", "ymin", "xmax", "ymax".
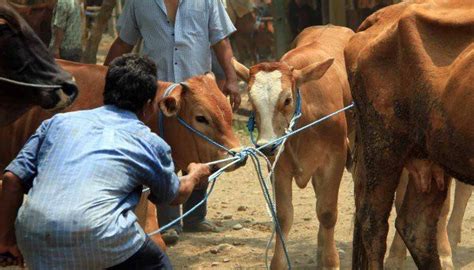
[
  {"xmin": 345, "ymin": 1, "xmax": 474, "ymax": 269},
  {"xmin": 7, "ymin": 0, "xmax": 56, "ymax": 44},
  {"xmin": 0, "ymin": 60, "xmax": 242, "ymax": 251},
  {"xmin": 0, "ymin": 1, "xmax": 78, "ymax": 126},
  {"xmin": 233, "ymin": 25, "xmax": 354, "ymax": 269}
]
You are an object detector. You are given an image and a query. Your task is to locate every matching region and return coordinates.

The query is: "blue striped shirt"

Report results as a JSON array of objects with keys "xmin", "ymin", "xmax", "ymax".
[
  {"xmin": 118, "ymin": 0, "xmax": 236, "ymax": 82},
  {"xmin": 6, "ymin": 105, "xmax": 180, "ymax": 269}
]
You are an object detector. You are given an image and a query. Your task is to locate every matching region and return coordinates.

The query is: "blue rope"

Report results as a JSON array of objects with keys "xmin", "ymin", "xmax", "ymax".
[{"xmin": 257, "ymin": 103, "xmax": 354, "ymax": 151}]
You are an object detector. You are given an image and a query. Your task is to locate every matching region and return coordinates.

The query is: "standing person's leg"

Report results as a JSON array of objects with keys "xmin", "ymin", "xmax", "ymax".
[
  {"xmin": 181, "ymin": 171, "xmax": 216, "ymax": 232},
  {"xmin": 157, "ymin": 204, "xmax": 181, "ymax": 245},
  {"xmin": 107, "ymin": 237, "xmax": 173, "ymax": 270}
]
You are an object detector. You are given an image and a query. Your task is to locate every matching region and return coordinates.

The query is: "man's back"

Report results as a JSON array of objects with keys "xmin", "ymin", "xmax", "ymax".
[{"xmin": 11, "ymin": 105, "xmax": 179, "ymax": 269}]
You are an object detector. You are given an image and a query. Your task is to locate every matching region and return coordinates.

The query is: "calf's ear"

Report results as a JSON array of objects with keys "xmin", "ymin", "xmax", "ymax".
[
  {"xmin": 293, "ymin": 58, "xmax": 334, "ymax": 87},
  {"xmin": 159, "ymin": 84, "xmax": 184, "ymax": 117},
  {"xmin": 232, "ymin": 57, "xmax": 250, "ymax": 81}
]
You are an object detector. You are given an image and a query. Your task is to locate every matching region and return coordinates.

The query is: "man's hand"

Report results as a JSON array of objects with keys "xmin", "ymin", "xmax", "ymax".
[
  {"xmin": 212, "ymin": 38, "xmax": 241, "ymax": 111},
  {"xmin": 0, "ymin": 232, "xmax": 23, "ymax": 268},
  {"xmin": 171, "ymin": 163, "xmax": 211, "ymax": 205},
  {"xmin": 223, "ymin": 78, "xmax": 241, "ymax": 111},
  {"xmin": 53, "ymin": 48, "xmax": 60, "ymax": 59},
  {"xmin": 187, "ymin": 163, "xmax": 211, "ymax": 185}
]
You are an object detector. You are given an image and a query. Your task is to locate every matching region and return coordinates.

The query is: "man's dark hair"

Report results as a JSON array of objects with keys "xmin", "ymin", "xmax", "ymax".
[{"xmin": 103, "ymin": 54, "xmax": 157, "ymax": 112}]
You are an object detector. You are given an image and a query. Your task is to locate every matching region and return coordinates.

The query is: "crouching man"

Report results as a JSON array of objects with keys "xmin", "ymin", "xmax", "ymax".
[{"xmin": 0, "ymin": 54, "xmax": 210, "ymax": 269}]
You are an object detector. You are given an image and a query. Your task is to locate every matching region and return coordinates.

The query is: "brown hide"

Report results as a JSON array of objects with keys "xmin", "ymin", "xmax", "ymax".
[
  {"xmin": 0, "ymin": 60, "xmax": 240, "ymax": 251},
  {"xmin": 8, "ymin": 0, "xmax": 56, "ymax": 44},
  {"xmin": 279, "ymin": 25, "xmax": 354, "ymax": 186},
  {"xmin": 234, "ymin": 25, "xmax": 354, "ymax": 269},
  {"xmin": 346, "ymin": 1, "xmax": 474, "ymax": 269}
]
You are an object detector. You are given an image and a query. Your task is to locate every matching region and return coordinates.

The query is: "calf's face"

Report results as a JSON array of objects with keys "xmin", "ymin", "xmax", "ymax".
[
  {"xmin": 159, "ymin": 73, "xmax": 242, "ymax": 170},
  {"xmin": 233, "ymin": 58, "xmax": 334, "ymax": 155}
]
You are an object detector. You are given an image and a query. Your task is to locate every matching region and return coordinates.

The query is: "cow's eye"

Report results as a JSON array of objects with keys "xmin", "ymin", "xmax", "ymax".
[
  {"xmin": 195, "ymin": 115, "xmax": 209, "ymax": 125},
  {"xmin": 284, "ymin": 98, "xmax": 292, "ymax": 106}
]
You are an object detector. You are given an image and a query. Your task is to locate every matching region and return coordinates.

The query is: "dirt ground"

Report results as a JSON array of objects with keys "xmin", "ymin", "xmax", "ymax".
[{"xmin": 163, "ymin": 131, "xmax": 474, "ymax": 269}]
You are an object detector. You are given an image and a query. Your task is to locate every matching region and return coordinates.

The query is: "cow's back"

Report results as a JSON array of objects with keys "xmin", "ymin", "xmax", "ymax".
[
  {"xmin": 0, "ymin": 60, "xmax": 106, "ymax": 171},
  {"xmin": 345, "ymin": 1, "xmax": 474, "ymax": 184}
]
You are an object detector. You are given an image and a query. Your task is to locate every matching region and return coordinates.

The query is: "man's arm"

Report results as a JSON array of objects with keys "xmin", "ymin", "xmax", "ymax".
[
  {"xmin": 212, "ymin": 38, "xmax": 241, "ymax": 111},
  {"xmin": 50, "ymin": 26, "xmax": 65, "ymax": 58},
  {"xmin": 104, "ymin": 0, "xmax": 140, "ymax": 65},
  {"xmin": 104, "ymin": 37, "xmax": 134, "ymax": 66},
  {"xmin": 0, "ymin": 173, "xmax": 24, "ymax": 267},
  {"xmin": 169, "ymin": 163, "xmax": 210, "ymax": 205}
]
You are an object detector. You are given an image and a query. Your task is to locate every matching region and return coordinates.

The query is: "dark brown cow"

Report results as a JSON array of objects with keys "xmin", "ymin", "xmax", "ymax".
[
  {"xmin": 0, "ymin": 60, "xmax": 242, "ymax": 251},
  {"xmin": 345, "ymin": 1, "xmax": 474, "ymax": 269},
  {"xmin": 0, "ymin": 1, "xmax": 77, "ymax": 126}
]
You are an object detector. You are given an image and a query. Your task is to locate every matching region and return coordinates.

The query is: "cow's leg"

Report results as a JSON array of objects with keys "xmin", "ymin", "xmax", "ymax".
[
  {"xmin": 312, "ymin": 155, "xmax": 344, "ymax": 269},
  {"xmin": 270, "ymin": 168, "xmax": 293, "ymax": 270},
  {"xmin": 385, "ymin": 170, "xmax": 409, "ymax": 270},
  {"xmin": 352, "ymin": 147, "xmax": 402, "ymax": 270},
  {"xmin": 437, "ymin": 182, "xmax": 453, "ymax": 270},
  {"xmin": 395, "ymin": 175, "xmax": 451, "ymax": 269},
  {"xmin": 145, "ymin": 201, "xmax": 167, "ymax": 251},
  {"xmin": 447, "ymin": 180, "xmax": 473, "ymax": 250}
]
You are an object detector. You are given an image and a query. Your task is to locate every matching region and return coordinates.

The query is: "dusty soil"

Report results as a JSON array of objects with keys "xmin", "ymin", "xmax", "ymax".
[{"xmin": 164, "ymin": 133, "xmax": 474, "ymax": 270}]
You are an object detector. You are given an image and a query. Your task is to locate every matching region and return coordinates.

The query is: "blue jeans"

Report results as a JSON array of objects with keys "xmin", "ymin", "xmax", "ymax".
[{"xmin": 107, "ymin": 237, "xmax": 172, "ymax": 270}]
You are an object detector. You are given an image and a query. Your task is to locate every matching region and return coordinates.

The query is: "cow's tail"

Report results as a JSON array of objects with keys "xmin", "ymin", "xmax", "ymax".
[
  {"xmin": 352, "ymin": 215, "xmax": 369, "ymax": 270},
  {"xmin": 345, "ymin": 137, "xmax": 354, "ymax": 172}
]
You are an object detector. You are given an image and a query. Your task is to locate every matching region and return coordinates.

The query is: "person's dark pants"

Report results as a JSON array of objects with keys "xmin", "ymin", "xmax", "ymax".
[
  {"xmin": 107, "ymin": 237, "xmax": 172, "ymax": 270},
  {"xmin": 157, "ymin": 188, "xmax": 207, "ymax": 231}
]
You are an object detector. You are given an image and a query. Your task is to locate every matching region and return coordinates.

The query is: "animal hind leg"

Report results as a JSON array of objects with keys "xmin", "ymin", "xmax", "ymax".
[
  {"xmin": 447, "ymin": 180, "xmax": 473, "ymax": 250},
  {"xmin": 437, "ymin": 180, "xmax": 453, "ymax": 270},
  {"xmin": 312, "ymin": 154, "xmax": 345, "ymax": 269},
  {"xmin": 395, "ymin": 175, "xmax": 450, "ymax": 269},
  {"xmin": 385, "ymin": 170, "xmax": 409, "ymax": 270},
  {"xmin": 352, "ymin": 146, "xmax": 402, "ymax": 270}
]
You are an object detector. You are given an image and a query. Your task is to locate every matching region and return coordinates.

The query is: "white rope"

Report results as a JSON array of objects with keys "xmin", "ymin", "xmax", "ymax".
[{"xmin": 0, "ymin": 76, "xmax": 62, "ymax": 89}]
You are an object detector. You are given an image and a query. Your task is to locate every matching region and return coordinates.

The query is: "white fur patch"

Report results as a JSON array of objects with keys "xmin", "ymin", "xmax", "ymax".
[{"xmin": 249, "ymin": 70, "xmax": 283, "ymax": 145}]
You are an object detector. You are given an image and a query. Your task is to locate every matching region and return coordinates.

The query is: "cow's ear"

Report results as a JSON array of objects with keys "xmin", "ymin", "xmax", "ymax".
[
  {"xmin": 232, "ymin": 57, "xmax": 250, "ymax": 81},
  {"xmin": 293, "ymin": 58, "xmax": 334, "ymax": 87},
  {"xmin": 159, "ymin": 85, "xmax": 184, "ymax": 117}
]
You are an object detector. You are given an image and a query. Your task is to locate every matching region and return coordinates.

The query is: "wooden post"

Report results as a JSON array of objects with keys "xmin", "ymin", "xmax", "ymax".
[
  {"xmin": 271, "ymin": 0, "xmax": 291, "ymax": 59},
  {"xmin": 82, "ymin": 0, "xmax": 116, "ymax": 64}
]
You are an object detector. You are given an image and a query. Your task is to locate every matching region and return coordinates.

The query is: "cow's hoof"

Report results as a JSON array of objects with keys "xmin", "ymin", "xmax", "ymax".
[
  {"xmin": 440, "ymin": 255, "xmax": 454, "ymax": 270},
  {"xmin": 384, "ymin": 256, "xmax": 405, "ymax": 270}
]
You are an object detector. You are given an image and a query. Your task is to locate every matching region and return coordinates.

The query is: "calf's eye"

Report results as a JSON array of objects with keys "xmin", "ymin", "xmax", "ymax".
[
  {"xmin": 284, "ymin": 98, "xmax": 292, "ymax": 106},
  {"xmin": 195, "ymin": 116, "xmax": 210, "ymax": 125}
]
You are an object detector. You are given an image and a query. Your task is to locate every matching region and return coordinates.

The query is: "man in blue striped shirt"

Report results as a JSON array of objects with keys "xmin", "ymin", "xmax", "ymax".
[
  {"xmin": 104, "ymin": 0, "xmax": 240, "ymax": 244},
  {"xmin": 0, "ymin": 54, "xmax": 211, "ymax": 269}
]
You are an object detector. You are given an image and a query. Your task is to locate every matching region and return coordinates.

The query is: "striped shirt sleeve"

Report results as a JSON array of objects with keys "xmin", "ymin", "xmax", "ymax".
[
  {"xmin": 143, "ymin": 140, "xmax": 180, "ymax": 205},
  {"xmin": 118, "ymin": 0, "xmax": 141, "ymax": 46},
  {"xmin": 208, "ymin": 0, "xmax": 237, "ymax": 45},
  {"xmin": 5, "ymin": 119, "xmax": 51, "ymax": 192}
]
